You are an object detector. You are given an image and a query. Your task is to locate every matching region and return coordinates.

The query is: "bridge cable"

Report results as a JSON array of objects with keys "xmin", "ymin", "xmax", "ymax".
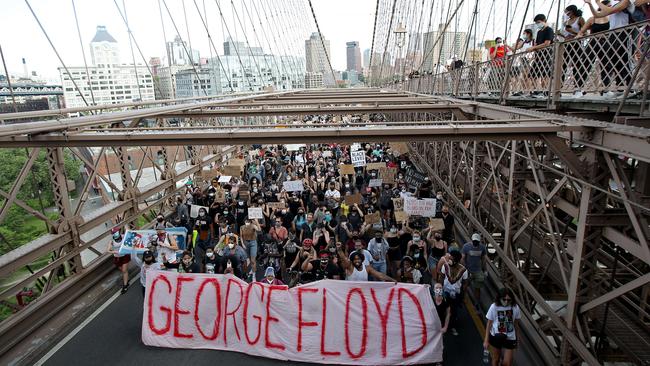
[
  {"xmin": 307, "ymin": 0, "xmax": 337, "ymax": 86},
  {"xmin": 214, "ymin": 0, "xmax": 255, "ymax": 91},
  {"xmin": 71, "ymin": 0, "xmax": 96, "ymax": 106},
  {"xmin": 0, "ymin": 45, "xmax": 18, "ymax": 113}
]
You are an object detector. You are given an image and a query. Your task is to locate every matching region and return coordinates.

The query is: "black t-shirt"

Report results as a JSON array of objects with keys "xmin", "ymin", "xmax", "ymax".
[
  {"xmin": 308, "ymin": 260, "xmax": 339, "ymax": 280},
  {"xmin": 434, "ymin": 297, "xmax": 449, "ymax": 324},
  {"xmin": 535, "ymin": 26, "xmax": 554, "ymax": 47}
]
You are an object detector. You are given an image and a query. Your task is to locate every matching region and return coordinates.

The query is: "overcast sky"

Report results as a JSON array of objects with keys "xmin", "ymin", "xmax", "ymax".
[{"xmin": 2, "ymin": 0, "xmax": 587, "ymax": 82}]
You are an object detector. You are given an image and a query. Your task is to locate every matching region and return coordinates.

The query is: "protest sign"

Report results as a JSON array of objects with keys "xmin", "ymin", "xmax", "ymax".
[
  {"xmin": 344, "ymin": 193, "xmax": 362, "ymax": 206},
  {"xmin": 267, "ymin": 202, "xmax": 286, "ymax": 210},
  {"xmin": 223, "ymin": 165, "xmax": 242, "ymax": 177},
  {"xmin": 190, "ymin": 204, "xmax": 210, "ymax": 218},
  {"xmin": 215, "ymin": 189, "xmax": 226, "ymax": 203},
  {"xmin": 351, "ymin": 151, "xmax": 366, "ymax": 168},
  {"xmin": 366, "ymin": 162, "xmax": 385, "ymax": 171},
  {"xmin": 351, "ymin": 143, "xmax": 362, "ymax": 151},
  {"xmin": 403, "ymin": 197, "xmax": 437, "ymax": 217},
  {"xmin": 392, "ymin": 198, "xmax": 404, "ymax": 212},
  {"xmin": 283, "ymin": 180, "xmax": 304, "ymax": 192},
  {"xmin": 118, "ymin": 227, "xmax": 188, "ymax": 255},
  {"xmin": 218, "ymin": 176, "xmax": 232, "ymax": 183},
  {"xmin": 404, "ymin": 168, "xmax": 427, "ymax": 189},
  {"xmin": 142, "ymin": 272, "xmax": 442, "ymax": 365},
  {"xmin": 286, "ymin": 144, "xmax": 305, "ymax": 151},
  {"xmin": 322, "ymin": 151, "xmax": 332, "ymax": 158},
  {"xmin": 230, "ymin": 158, "xmax": 247, "ymax": 167},
  {"xmin": 394, "ymin": 211, "xmax": 410, "ymax": 222},
  {"xmin": 339, "ymin": 164, "xmax": 355, "ymax": 175},
  {"xmin": 368, "ymin": 179, "xmax": 383, "ymax": 188},
  {"xmin": 380, "ymin": 167, "xmax": 397, "ymax": 184},
  {"xmin": 247, "ymin": 207, "xmax": 264, "ymax": 219},
  {"xmin": 391, "ymin": 142, "xmax": 408, "ymax": 155},
  {"xmin": 429, "ymin": 218, "xmax": 445, "ymax": 231},
  {"xmin": 365, "ymin": 211, "xmax": 381, "ymax": 225}
]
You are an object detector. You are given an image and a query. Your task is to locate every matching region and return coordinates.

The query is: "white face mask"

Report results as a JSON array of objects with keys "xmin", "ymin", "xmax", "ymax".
[
  {"xmin": 434, "ymin": 288, "xmax": 443, "ymax": 295},
  {"xmin": 228, "ymin": 243, "xmax": 235, "ymax": 249}
]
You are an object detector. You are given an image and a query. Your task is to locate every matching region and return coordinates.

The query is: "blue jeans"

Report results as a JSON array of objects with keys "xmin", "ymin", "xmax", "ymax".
[
  {"xmin": 245, "ymin": 239, "xmax": 258, "ymax": 259},
  {"xmin": 371, "ymin": 261, "xmax": 387, "ymax": 275}
]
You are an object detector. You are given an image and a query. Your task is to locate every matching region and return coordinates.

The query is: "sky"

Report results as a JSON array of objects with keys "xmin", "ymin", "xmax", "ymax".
[{"xmin": 1, "ymin": 0, "xmax": 588, "ymax": 82}]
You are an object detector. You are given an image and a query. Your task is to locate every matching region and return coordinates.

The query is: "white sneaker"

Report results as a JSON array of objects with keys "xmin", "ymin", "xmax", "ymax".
[{"xmin": 603, "ymin": 91, "xmax": 618, "ymax": 99}]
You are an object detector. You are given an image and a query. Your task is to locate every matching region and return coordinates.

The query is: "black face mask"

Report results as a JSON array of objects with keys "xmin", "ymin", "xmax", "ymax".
[
  {"xmin": 144, "ymin": 258, "xmax": 154, "ymax": 264},
  {"xmin": 472, "ymin": 240, "xmax": 480, "ymax": 246}
]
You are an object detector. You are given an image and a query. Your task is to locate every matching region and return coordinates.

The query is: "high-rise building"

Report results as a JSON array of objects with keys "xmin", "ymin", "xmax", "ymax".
[
  {"xmin": 363, "ymin": 49, "xmax": 371, "ymax": 70},
  {"xmin": 59, "ymin": 26, "xmax": 154, "ymax": 108},
  {"xmin": 422, "ymin": 24, "xmax": 467, "ymax": 72},
  {"xmin": 166, "ymin": 35, "xmax": 200, "ymax": 66},
  {"xmin": 175, "ymin": 67, "xmax": 220, "ymax": 97},
  {"xmin": 223, "ymin": 37, "xmax": 263, "ymax": 57},
  {"xmin": 305, "ymin": 72, "xmax": 324, "ymax": 89},
  {"xmin": 346, "ymin": 41, "xmax": 362, "ymax": 73},
  {"xmin": 305, "ymin": 32, "xmax": 333, "ymax": 86}
]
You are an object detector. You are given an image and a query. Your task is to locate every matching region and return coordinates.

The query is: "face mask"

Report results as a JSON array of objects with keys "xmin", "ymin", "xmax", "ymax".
[
  {"xmin": 113, "ymin": 233, "xmax": 121, "ymax": 240},
  {"xmin": 144, "ymin": 258, "xmax": 154, "ymax": 264},
  {"xmin": 275, "ymin": 222, "xmax": 281, "ymax": 227},
  {"xmin": 157, "ymin": 217, "xmax": 163, "ymax": 222},
  {"xmin": 473, "ymin": 240, "xmax": 480, "ymax": 246},
  {"xmin": 390, "ymin": 228, "xmax": 397, "ymax": 233},
  {"xmin": 320, "ymin": 259, "xmax": 329, "ymax": 266},
  {"xmin": 207, "ymin": 252, "xmax": 214, "ymax": 258},
  {"xmin": 414, "ymin": 253, "xmax": 420, "ymax": 259},
  {"xmin": 435, "ymin": 234, "xmax": 442, "ymax": 239},
  {"xmin": 500, "ymin": 299, "xmax": 510, "ymax": 307},
  {"xmin": 434, "ymin": 288, "xmax": 442, "ymax": 295},
  {"xmin": 496, "ymin": 41, "xmax": 503, "ymax": 45},
  {"xmin": 328, "ymin": 247, "xmax": 336, "ymax": 253},
  {"xmin": 413, "ymin": 236, "xmax": 420, "ymax": 242},
  {"xmin": 246, "ymin": 222, "xmax": 251, "ymax": 226},
  {"xmin": 228, "ymin": 243, "xmax": 235, "ymax": 249},
  {"xmin": 436, "ymin": 194, "xmax": 443, "ymax": 200},
  {"xmin": 401, "ymin": 188, "xmax": 406, "ymax": 193},
  {"xmin": 325, "ymin": 214, "xmax": 332, "ymax": 221},
  {"xmin": 223, "ymin": 211, "xmax": 229, "ymax": 215},
  {"xmin": 266, "ymin": 277, "xmax": 274, "ymax": 284}
]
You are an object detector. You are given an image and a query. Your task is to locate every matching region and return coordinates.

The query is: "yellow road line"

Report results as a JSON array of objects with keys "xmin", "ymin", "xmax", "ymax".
[{"xmin": 464, "ymin": 296, "xmax": 497, "ymax": 360}]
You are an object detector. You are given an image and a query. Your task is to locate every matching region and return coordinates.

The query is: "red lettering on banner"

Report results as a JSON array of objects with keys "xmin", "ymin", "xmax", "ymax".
[
  {"xmin": 344, "ymin": 288, "xmax": 368, "ymax": 359},
  {"xmin": 297, "ymin": 287, "xmax": 319, "ymax": 352},
  {"xmin": 194, "ymin": 278, "xmax": 221, "ymax": 341},
  {"xmin": 243, "ymin": 282, "xmax": 265, "ymax": 345},
  {"xmin": 398, "ymin": 288, "xmax": 428, "ymax": 358},
  {"xmin": 223, "ymin": 278, "xmax": 244, "ymax": 345},
  {"xmin": 319, "ymin": 288, "xmax": 340, "ymax": 356},
  {"xmin": 370, "ymin": 287, "xmax": 395, "ymax": 358},
  {"xmin": 173, "ymin": 276, "xmax": 195, "ymax": 338},
  {"xmin": 264, "ymin": 285, "xmax": 286, "ymax": 351},
  {"xmin": 148, "ymin": 274, "xmax": 172, "ymax": 335}
]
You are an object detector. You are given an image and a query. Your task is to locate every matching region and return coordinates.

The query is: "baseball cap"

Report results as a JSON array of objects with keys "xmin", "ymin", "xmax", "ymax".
[{"xmin": 471, "ymin": 233, "xmax": 481, "ymax": 241}]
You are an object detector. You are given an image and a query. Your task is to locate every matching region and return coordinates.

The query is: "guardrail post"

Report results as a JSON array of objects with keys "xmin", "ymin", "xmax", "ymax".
[
  {"xmin": 472, "ymin": 63, "xmax": 479, "ymax": 98},
  {"xmin": 550, "ymin": 42, "xmax": 565, "ymax": 109}
]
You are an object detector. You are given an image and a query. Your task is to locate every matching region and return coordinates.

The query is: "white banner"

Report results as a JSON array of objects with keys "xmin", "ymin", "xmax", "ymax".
[
  {"xmin": 368, "ymin": 178, "xmax": 383, "ymax": 188},
  {"xmin": 142, "ymin": 272, "xmax": 442, "ymax": 365},
  {"xmin": 190, "ymin": 204, "xmax": 210, "ymax": 219},
  {"xmin": 218, "ymin": 175, "xmax": 232, "ymax": 183},
  {"xmin": 283, "ymin": 180, "xmax": 304, "ymax": 192},
  {"xmin": 351, "ymin": 151, "xmax": 366, "ymax": 167},
  {"xmin": 403, "ymin": 197, "xmax": 437, "ymax": 217}
]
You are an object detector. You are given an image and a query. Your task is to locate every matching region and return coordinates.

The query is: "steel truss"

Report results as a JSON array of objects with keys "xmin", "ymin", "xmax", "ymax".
[{"xmin": 0, "ymin": 89, "xmax": 648, "ymax": 365}]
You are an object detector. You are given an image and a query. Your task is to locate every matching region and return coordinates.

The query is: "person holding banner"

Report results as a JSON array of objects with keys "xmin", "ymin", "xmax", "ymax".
[
  {"xmin": 163, "ymin": 251, "xmax": 200, "ymax": 273},
  {"xmin": 301, "ymin": 250, "xmax": 341, "ymax": 281},
  {"xmin": 131, "ymin": 249, "xmax": 158, "ymax": 296},
  {"xmin": 240, "ymin": 218, "xmax": 261, "ymax": 279},
  {"xmin": 398, "ymin": 255, "xmax": 422, "ymax": 284},
  {"xmin": 339, "ymin": 250, "xmax": 396, "ymax": 282},
  {"xmin": 259, "ymin": 266, "xmax": 285, "ymax": 285},
  {"xmin": 193, "ymin": 208, "xmax": 213, "ymax": 271},
  {"xmin": 107, "ymin": 228, "xmax": 130, "ymax": 294}
]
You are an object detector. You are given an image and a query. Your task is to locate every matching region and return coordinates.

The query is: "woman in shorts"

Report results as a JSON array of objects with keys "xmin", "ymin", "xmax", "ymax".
[{"xmin": 483, "ymin": 287, "xmax": 522, "ymax": 366}]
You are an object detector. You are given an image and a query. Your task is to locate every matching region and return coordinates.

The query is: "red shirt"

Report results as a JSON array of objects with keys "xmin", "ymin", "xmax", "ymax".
[{"xmin": 489, "ymin": 45, "xmax": 507, "ymax": 67}]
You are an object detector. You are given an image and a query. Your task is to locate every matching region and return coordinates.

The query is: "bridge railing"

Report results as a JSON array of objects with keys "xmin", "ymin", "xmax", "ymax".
[{"xmin": 400, "ymin": 21, "xmax": 649, "ymax": 102}]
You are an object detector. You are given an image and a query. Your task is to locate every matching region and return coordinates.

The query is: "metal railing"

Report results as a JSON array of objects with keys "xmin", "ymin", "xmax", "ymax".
[{"xmin": 397, "ymin": 21, "xmax": 649, "ymax": 104}]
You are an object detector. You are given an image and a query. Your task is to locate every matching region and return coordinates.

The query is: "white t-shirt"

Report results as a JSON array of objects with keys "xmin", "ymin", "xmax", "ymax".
[
  {"xmin": 325, "ymin": 189, "xmax": 341, "ymax": 208},
  {"xmin": 486, "ymin": 304, "xmax": 522, "ymax": 340},
  {"xmin": 609, "ymin": 0, "xmax": 634, "ymax": 29},
  {"xmin": 350, "ymin": 249, "xmax": 373, "ymax": 266},
  {"xmin": 440, "ymin": 264, "xmax": 468, "ymax": 295}
]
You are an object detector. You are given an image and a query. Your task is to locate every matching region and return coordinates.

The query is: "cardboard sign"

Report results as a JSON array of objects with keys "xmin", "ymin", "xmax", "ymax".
[
  {"xmin": 404, "ymin": 168, "xmax": 427, "ymax": 189},
  {"xmin": 392, "ymin": 198, "xmax": 404, "ymax": 212},
  {"xmin": 339, "ymin": 164, "xmax": 355, "ymax": 175},
  {"xmin": 215, "ymin": 189, "xmax": 226, "ymax": 203},
  {"xmin": 394, "ymin": 211, "xmax": 410, "ymax": 222},
  {"xmin": 283, "ymin": 180, "xmax": 304, "ymax": 192},
  {"xmin": 344, "ymin": 192, "xmax": 362, "ymax": 205},
  {"xmin": 404, "ymin": 197, "xmax": 437, "ymax": 217},
  {"xmin": 380, "ymin": 167, "xmax": 397, "ymax": 184},
  {"xmin": 366, "ymin": 162, "xmax": 386, "ymax": 171},
  {"xmin": 190, "ymin": 204, "xmax": 210, "ymax": 218},
  {"xmin": 351, "ymin": 151, "xmax": 366, "ymax": 167},
  {"xmin": 364, "ymin": 211, "xmax": 381, "ymax": 225},
  {"xmin": 218, "ymin": 175, "xmax": 232, "ymax": 183},
  {"xmin": 143, "ymin": 273, "xmax": 442, "ymax": 364},
  {"xmin": 368, "ymin": 179, "xmax": 383, "ymax": 188},
  {"xmin": 229, "ymin": 158, "xmax": 246, "ymax": 167},
  {"xmin": 429, "ymin": 218, "xmax": 445, "ymax": 231},
  {"xmin": 391, "ymin": 142, "xmax": 408, "ymax": 155},
  {"xmin": 247, "ymin": 207, "xmax": 264, "ymax": 219},
  {"xmin": 322, "ymin": 151, "xmax": 333, "ymax": 158},
  {"xmin": 267, "ymin": 202, "xmax": 286, "ymax": 210},
  {"xmin": 222, "ymin": 165, "xmax": 242, "ymax": 177}
]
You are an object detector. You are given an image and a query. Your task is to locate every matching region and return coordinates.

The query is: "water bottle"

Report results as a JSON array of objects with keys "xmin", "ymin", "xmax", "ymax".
[{"xmin": 482, "ymin": 347, "xmax": 490, "ymax": 364}]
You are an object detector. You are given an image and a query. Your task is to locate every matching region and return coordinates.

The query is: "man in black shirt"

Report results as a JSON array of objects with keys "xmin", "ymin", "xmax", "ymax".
[
  {"xmin": 301, "ymin": 250, "xmax": 340, "ymax": 281},
  {"xmin": 529, "ymin": 14, "xmax": 555, "ymax": 97}
]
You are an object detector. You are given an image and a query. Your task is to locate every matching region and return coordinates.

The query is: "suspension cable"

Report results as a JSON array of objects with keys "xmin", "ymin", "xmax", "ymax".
[
  {"xmin": 71, "ymin": 0, "xmax": 96, "ymax": 106},
  {"xmin": 119, "ymin": 0, "xmax": 143, "ymax": 100},
  {"xmin": 307, "ymin": 0, "xmax": 336, "ymax": 86}
]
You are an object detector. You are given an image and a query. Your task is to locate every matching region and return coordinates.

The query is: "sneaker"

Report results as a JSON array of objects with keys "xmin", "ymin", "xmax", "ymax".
[
  {"xmin": 121, "ymin": 285, "xmax": 128, "ymax": 294},
  {"xmin": 450, "ymin": 328, "xmax": 459, "ymax": 336},
  {"xmin": 603, "ymin": 91, "xmax": 618, "ymax": 99}
]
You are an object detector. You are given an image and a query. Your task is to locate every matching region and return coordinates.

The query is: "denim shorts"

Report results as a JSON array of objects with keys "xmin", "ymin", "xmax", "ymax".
[{"xmin": 245, "ymin": 239, "xmax": 258, "ymax": 258}]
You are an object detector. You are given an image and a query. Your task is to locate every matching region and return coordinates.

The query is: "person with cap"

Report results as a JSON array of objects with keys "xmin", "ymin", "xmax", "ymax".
[
  {"xmin": 462, "ymin": 233, "xmax": 488, "ymax": 308},
  {"xmin": 301, "ymin": 250, "xmax": 340, "ymax": 281},
  {"xmin": 132, "ymin": 249, "xmax": 159, "ymax": 296},
  {"xmin": 288, "ymin": 238, "xmax": 317, "ymax": 272},
  {"xmin": 398, "ymin": 256, "xmax": 422, "ymax": 284},
  {"xmin": 260, "ymin": 266, "xmax": 285, "ymax": 285},
  {"xmin": 107, "ymin": 227, "xmax": 130, "ymax": 294},
  {"xmin": 339, "ymin": 249, "xmax": 396, "ymax": 282},
  {"xmin": 367, "ymin": 230, "xmax": 390, "ymax": 275}
]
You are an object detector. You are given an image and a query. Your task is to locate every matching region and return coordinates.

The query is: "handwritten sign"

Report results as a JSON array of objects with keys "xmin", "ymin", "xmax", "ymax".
[
  {"xmin": 339, "ymin": 164, "xmax": 355, "ymax": 175},
  {"xmin": 215, "ymin": 190, "xmax": 226, "ymax": 203},
  {"xmin": 351, "ymin": 151, "xmax": 366, "ymax": 167},
  {"xmin": 286, "ymin": 144, "xmax": 305, "ymax": 151},
  {"xmin": 351, "ymin": 143, "xmax": 362, "ymax": 151},
  {"xmin": 218, "ymin": 176, "xmax": 232, "ymax": 183},
  {"xmin": 368, "ymin": 179, "xmax": 383, "ymax": 188},
  {"xmin": 143, "ymin": 272, "xmax": 442, "ymax": 364},
  {"xmin": 366, "ymin": 162, "xmax": 386, "ymax": 170},
  {"xmin": 404, "ymin": 168, "xmax": 427, "ymax": 189},
  {"xmin": 190, "ymin": 204, "xmax": 210, "ymax": 218},
  {"xmin": 322, "ymin": 151, "xmax": 332, "ymax": 158},
  {"xmin": 429, "ymin": 218, "xmax": 445, "ymax": 231},
  {"xmin": 394, "ymin": 211, "xmax": 410, "ymax": 222},
  {"xmin": 267, "ymin": 202, "xmax": 286, "ymax": 210},
  {"xmin": 403, "ymin": 197, "xmax": 437, "ymax": 217},
  {"xmin": 283, "ymin": 180, "xmax": 304, "ymax": 192},
  {"xmin": 365, "ymin": 211, "xmax": 381, "ymax": 225},
  {"xmin": 380, "ymin": 167, "xmax": 397, "ymax": 185},
  {"xmin": 229, "ymin": 158, "xmax": 246, "ymax": 167},
  {"xmin": 391, "ymin": 142, "xmax": 408, "ymax": 155},
  {"xmin": 222, "ymin": 165, "xmax": 242, "ymax": 177},
  {"xmin": 247, "ymin": 207, "xmax": 264, "ymax": 219},
  {"xmin": 344, "ymin": 193, "xmax": 362, "ymax": 205},
  {"xmin": 392, "ymin": 198, "xmax": 404, "ymax": 212}
]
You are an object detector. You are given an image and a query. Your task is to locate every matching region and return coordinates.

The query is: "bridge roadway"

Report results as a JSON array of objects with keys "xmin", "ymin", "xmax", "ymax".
[{"xmin": 37, "ymin": 275, "xmax": 524, "ymax": 366}]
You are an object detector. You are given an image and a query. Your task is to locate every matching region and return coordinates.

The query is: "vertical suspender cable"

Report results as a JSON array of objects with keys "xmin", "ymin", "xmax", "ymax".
[{"xmin": 71, "ymin": 0, "xmax": 96, "ymax": 106}]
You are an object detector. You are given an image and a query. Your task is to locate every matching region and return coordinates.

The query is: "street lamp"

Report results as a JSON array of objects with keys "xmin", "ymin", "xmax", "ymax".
[{"xmin": 394, "ymin": 23, "xmax": 407, "ymax": 90}]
